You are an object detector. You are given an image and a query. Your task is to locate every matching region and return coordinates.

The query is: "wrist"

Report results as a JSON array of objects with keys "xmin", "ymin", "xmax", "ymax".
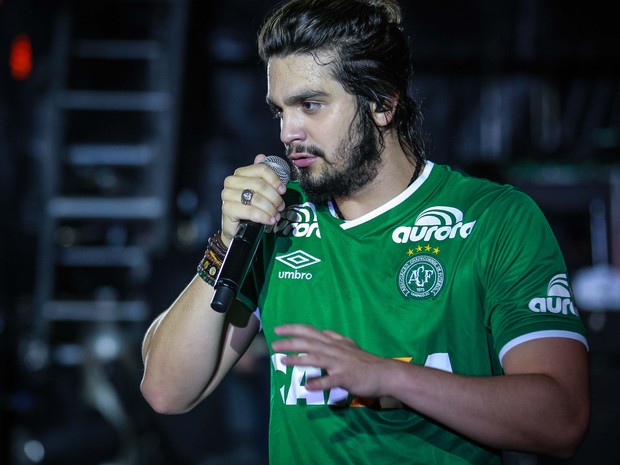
[
  {"xmin": 197, "ymin": 231, "xmax": 229, "ymax": 286},
  {"xmin": 219, "ymin": 231, "xmax": 232, "ymax": 248}
]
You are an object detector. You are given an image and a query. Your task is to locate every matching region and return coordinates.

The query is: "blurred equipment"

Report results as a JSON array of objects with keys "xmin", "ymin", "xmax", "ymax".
[
  {"xmin": 573, "ymin": 183, "xmax": 620, "ymax": 313},
  {"xmin": 14, "ymin": 0, "xmax": 190, "ymax": 464}
]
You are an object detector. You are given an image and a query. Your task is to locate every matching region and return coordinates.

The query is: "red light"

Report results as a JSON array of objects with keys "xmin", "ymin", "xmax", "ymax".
[{"xmin": 10, "ymin": 34, "xmax": 33, "ymax": 80}]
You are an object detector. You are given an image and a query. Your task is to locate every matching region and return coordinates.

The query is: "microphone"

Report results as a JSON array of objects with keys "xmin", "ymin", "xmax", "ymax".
[{"xmin": 210, "ymin": 156, "xmax": 291, "ymax": 313}]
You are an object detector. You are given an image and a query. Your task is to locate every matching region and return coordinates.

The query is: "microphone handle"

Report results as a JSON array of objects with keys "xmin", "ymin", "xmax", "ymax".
[{"xmin": 210, "ymin": 221, "xmax": 265, "ymax": 313}]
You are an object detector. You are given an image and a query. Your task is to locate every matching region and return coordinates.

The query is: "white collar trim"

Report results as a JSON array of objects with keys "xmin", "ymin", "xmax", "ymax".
[{"xmin": 337, "ymin": 161, "xmax": 435, "ymax": 230}]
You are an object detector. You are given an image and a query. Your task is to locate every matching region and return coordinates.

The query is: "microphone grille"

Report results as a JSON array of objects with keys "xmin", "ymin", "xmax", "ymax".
[{"xmin": 262, "ymin": 155, "xmax": 291, "ymax": 185}]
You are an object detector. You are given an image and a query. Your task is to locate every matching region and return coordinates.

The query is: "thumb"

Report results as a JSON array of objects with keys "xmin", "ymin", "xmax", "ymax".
[{"xmin": 254, "ymin": 154, "xmax": 268, "ymax": 164}]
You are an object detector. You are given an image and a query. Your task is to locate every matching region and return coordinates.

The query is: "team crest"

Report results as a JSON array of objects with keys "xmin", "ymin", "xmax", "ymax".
[{"xmin": 398, "ymin": 254, "xmax": 445, "ymax": 299}]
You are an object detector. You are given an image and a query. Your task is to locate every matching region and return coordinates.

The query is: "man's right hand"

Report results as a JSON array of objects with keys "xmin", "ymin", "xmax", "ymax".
[{"xmin": 220, "ymin": 154, "xmax": 288, "ymax": 247}]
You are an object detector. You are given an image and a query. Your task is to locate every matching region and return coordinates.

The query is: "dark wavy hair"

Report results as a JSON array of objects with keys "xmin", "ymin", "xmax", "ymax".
[{"xmin": 258, "ymin": 0, "xmax": 425, "ymax": 164}]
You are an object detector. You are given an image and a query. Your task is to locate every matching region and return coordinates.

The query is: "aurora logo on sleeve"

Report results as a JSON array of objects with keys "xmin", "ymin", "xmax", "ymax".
[
  {"xmin": 392, "ymin": 206, "xmax": 476, "ymax": 244},
  {"xmin": 528, "ymin": 274, "xmax": 579, "ymax": 316}
]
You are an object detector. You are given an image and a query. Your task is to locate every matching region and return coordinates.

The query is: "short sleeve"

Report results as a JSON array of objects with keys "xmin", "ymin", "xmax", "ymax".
[{"xmin": 480, "ymin": 190, "xmax": 588, "ymax": 366}]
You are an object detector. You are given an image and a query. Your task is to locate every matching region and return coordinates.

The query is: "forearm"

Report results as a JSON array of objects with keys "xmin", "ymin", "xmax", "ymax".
[
  {"xmin": 141, "ymin": 275, "xmax": 256, "ymax": 414},
  {"xmin": 274, "ymin": 326, "xmax": 589, "ymax": 458},
  {"xmin": 383, "ymin": 357, "xmax": 588, "ymax": 457},
  {"xmin": 141, "ymin": 159, "xmax": 284, "ymax": 414}
]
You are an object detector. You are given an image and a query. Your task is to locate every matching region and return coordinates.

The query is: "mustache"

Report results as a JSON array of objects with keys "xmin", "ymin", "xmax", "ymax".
[{"xmin": 285, "ymin": 144, "xmax": 326, "ymax": 159}]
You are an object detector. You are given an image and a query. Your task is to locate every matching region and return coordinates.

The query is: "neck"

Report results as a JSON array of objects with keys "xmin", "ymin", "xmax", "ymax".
[{"xmin": 333, "ymin": 149, "xmax": 422, "ymax": 221}]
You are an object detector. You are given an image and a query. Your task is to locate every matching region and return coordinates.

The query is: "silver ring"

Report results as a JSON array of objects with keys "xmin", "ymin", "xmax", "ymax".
[{"xmin": 241, "ymin": 189, "xmax": 254, "ymax": 205}]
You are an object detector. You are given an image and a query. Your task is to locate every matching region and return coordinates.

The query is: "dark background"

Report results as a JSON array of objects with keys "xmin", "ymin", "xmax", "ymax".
[{"xmin": 1, "ymin": 1, "xmax": 619, "ymax": 464}]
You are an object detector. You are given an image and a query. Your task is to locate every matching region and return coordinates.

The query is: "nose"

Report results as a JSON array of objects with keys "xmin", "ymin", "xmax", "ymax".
[{"xmin": 279, "ymin": 112, "xmax": 306, "ymax": 146}]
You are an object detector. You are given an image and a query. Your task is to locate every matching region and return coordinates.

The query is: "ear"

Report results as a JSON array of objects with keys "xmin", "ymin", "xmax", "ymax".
[{"xmin": 370, "ymin": 97, "xmax": 397, "ymax": 127}]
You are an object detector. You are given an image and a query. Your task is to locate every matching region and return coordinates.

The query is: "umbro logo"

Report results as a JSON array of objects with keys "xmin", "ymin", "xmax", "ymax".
[
  {"xmin": 276, "ymin": 250, "xmax": 321, "ymax": 269},
  {"xmin": 276, "ymin": 250, "xmax": 321, "ymax": 280}
]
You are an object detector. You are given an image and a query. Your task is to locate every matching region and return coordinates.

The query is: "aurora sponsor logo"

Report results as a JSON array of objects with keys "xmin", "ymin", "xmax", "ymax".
[
  {"xmin": 276, "ymin": 250, "xmax": 321, "ymax": 280},
  {"xmin": 392, "ymin": 206, "xmax": 476, "ymax": 244},
  {"xmin": 528, "ymin": 274, "xmax": 579, "ymax": 316},
  {"xmin": 397, "ymin": 254, "xmax": 445, "ymax": 299},
  {"xmin": 266, "ymin": 202, "xmax": 321, "ymax": 238}
]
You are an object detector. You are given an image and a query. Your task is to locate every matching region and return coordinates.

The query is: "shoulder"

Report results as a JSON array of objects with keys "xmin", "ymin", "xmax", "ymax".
[{"xmin": 430, "ymin": 163, "xmax": 541, "ymax": 218}]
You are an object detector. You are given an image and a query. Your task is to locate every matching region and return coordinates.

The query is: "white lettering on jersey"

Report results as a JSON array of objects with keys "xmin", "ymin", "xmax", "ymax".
[
  {"xmin": 275, "ymin": 250, "xmax": 321, "ymax": 281},
  {"xmin": 272, "ymin": 353, "xmax": 325, "ymax": 405},
  {"xmin": 392, "ymin": 206, "xmax": 476, "ymax": 244},
  {"xmin": 424, "ymin": 353, "xmax": 453, "ymax": 372},
  {"xmin": 528, "ymin": 274, "xmax": 578, "ymax": 316},
  {"xmin": 272, "ymin": 352, "xmax": 454, "ymax": 407},
  {"xmin": 266, "ymin": 202, "xmax": 321, "ymax": 238},
  {"xmin": 278, "ymin": 270, "xmax": 313, "ymax": 280},
  {"xmin": 287, "ymin": 364, "xmax": 324, "ymax": 405}
]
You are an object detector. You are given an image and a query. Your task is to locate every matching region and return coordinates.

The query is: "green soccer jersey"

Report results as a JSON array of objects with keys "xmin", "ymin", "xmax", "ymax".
[{"xmin": 239, "ymin": 161, "xmax": 588, "ymax": 465}]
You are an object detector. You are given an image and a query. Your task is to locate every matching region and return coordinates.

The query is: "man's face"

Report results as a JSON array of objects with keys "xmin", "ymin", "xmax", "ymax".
[{"xmin": 266, "ymin": 52, "xmax": 382, "ymax": 203}]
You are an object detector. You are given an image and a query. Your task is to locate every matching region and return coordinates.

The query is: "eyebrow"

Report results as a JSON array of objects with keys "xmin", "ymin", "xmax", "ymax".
[{"xmin": 266, "ymin": 90, "xmax": 329, "ymax": 108}]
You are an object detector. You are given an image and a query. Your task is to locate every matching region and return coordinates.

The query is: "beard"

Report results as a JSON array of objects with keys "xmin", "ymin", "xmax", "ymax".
[{"xmin": 286, "ymin": 117, "xmax": 382, "ymax": 204}]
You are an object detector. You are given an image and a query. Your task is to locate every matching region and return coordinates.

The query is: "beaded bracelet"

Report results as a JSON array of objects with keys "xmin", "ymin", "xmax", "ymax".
[{"xmin": 197, "ymin": 231, "xmax": 228, "ymax": 286}]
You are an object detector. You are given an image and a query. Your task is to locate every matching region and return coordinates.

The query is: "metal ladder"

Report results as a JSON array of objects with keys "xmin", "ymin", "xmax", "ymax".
[
  {"xmin": 33, "ymin": 0, "xmax": 187, "ymax": 341},
  {"xmin": 21, "ymin": 2, "xmax": 189, "ymax": 461}
]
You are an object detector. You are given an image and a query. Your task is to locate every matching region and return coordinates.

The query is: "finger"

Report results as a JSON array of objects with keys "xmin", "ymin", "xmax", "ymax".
[
  {"xmin": 272, "ymin": 326, "xmax": 352, "ymax": 356},
  {"xmin": 222, "ymin": 186, "xmax": 281, "ymax": 222},
  {"xmin": 253, "ymin": 154, "xmax": 288, "ymax": 195},
  {"xmin": 302, "ymin": 365, "xmax": 346, "ymax": 392},
  {"xmin": 224, "ymin": 170, "xmax": 286, "ymax": 209},
  {"xmin": 279, "ymin": 353, "xmax": 334, "ymax": 374},
  {"xmin": 254, "ymin": 154, "xmax": 267, "ymax": 164},
  {"xmin": 220, "ymin": 165, "xmax": 287, "ymax": 240},
  {"xmin": 305, "ymin": 374, "xmax": 333, "ymax": 391},
  {"xmin": 272, "ymin": 337, "xmax": 351, "ymax": 363},
  {"xmin": 321, "ymin": 330, "xmax": 351, "ymax": 342},
  {"xmin": 274, "ymin": 326, "xmax": 354, "ymax": 354},
  {"xmin": 271, "ymin": 337, "xmax": 327, "ymax": 354},
  {"xmin": 232, "ymin": 162, "xmax": 287, "ymax": 195},
  {"xmin": 279, "ymin": 353, "xmax": 320, "ymax": 366},
  {"xmin": 274, "ymin": 324, "xmax": 326, "ymax": 339},
  {"xmin": 222, "ymin": 173, "xmax": 286, "ymax": 217}
]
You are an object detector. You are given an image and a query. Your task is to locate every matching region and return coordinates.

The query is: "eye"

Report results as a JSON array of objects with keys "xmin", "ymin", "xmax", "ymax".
[
  {"xmin": 302, "ymin": 101, "xmax": 320, "ymax": 112},
  {"xmin": 270, "ymin": 106, "xmax": 283, "ymax": 119}
]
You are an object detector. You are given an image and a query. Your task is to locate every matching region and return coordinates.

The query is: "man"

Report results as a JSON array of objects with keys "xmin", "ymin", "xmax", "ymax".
[{"xmin": 140, "ymin": 1, "xmax": 590, "ymax": 463}]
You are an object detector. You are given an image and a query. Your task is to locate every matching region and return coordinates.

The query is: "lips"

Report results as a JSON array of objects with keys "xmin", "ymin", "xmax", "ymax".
[{"xmin": 289, "ymin": 153, "xmax": 316, "ymax": 168}]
